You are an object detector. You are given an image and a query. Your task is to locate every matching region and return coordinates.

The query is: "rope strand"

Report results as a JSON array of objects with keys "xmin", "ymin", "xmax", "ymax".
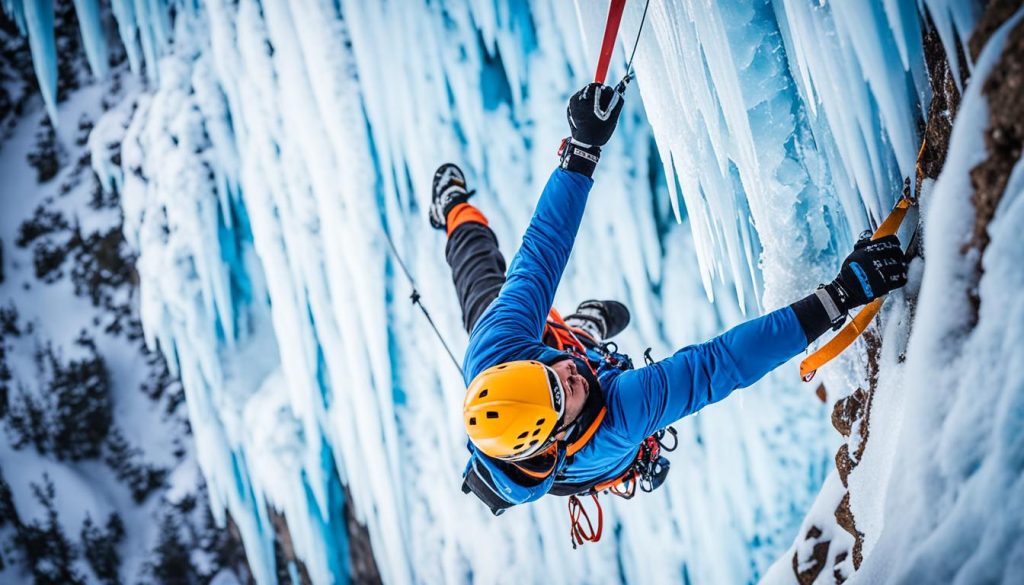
[
  {"xmin": 624, "ymin": 0, "xmax": 651, "ymax": 76},
  {"xmin": 381, "ymin": 224, "xmax": 465, "ymax": 377}
]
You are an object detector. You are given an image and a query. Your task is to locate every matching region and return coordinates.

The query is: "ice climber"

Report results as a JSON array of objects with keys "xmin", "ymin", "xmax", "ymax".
[{"xmin": 428, "ymin": 83, "xmax": 909, "ymax": 534}]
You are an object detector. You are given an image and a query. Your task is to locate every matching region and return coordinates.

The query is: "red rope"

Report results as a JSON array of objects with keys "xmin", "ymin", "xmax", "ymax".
[
  {"xmin": 568, "ymin": 494, "xmax": 604, "ymax": 548},
  {"xmin": 595, "ymin": 0, "xmax": 627, "ymax": 84}
]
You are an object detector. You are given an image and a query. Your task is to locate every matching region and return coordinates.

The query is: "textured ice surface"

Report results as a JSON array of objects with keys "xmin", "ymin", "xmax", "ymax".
[{"xmin": 4, "ymin": 0, "xmax": 989, "ymax": 583}]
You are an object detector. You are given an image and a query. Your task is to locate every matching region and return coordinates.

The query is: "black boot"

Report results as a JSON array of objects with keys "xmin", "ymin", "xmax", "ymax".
[
  {"xmin": 429, "ymin": 163, "xmax": 476, "ymax": 230},
  {"xmin": 565, "ymin": 300, "xmax": 631, "ymax": 342}
]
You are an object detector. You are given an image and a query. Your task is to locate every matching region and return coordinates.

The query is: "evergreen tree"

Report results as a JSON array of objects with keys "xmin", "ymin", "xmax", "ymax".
[
  {"xmin": 16, "ymin": 205, "xmax": 72, "ymax": 283},
  {"xmin": 49, "ymin": 332, "xmax": 113, "ymax": 460},
  {"xmin": 103, "ymin": 427, "xmax": 168, "ymax": 503},
  {"xmin": 80, "ymin": 512, "xmax": 125, "ymax": 585},
  {"xmin": 14, "ymin": 475, "xmax": 85, "ymax": 584},
  {"xmin": 6, "ymin": 333, "xmax": 112, "ymax": 459},
  {"xmin": 150, "ymin": 513, "xmax": 199, "ymax": 585},
  {"xmin": 26, "ymin": 116, "xmax": 61, "ymax": 183}
]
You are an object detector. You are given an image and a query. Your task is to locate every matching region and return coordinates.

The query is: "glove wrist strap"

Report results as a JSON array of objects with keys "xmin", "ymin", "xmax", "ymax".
[
  {"xmin": 820, "ymin": 282, "xmax": 855, "ymax": 330},
  {"xmin": 559, "ymin": 138, "xmax": 601, "ymax": 178}
]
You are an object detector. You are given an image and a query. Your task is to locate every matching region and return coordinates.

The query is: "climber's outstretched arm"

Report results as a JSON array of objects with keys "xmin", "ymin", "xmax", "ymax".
[
  {"xmin": 608, "ymin": 236, "xmax": 909, "ymax": 443},
  {"xmin": 463, "ymin": 83, "xmax": 625, "ymax": 382}
]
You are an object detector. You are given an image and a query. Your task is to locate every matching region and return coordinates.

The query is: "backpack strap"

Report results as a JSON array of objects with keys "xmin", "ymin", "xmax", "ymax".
[{"xmin": 462, "ymin": 458, "xmax": 515, "ymax": 516}]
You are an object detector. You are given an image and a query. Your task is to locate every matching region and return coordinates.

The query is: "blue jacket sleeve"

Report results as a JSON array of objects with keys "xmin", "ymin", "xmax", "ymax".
[
  {"xmin": 605, "ymin": 306, "xmax": 809, "ymax": 443},
  {"xmin": 463, "ymin": 168, "xmax": 594, "ymax": 382}
]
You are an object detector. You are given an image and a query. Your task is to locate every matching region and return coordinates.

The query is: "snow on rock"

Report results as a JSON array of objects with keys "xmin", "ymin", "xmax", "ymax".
[
  {"xmin": 853, "ymin": 9, "xmax": 1024, "ymax": 582},
  {"xmin": 762, "ymin": 6, "xmax": 1024, "ymax": 583}
]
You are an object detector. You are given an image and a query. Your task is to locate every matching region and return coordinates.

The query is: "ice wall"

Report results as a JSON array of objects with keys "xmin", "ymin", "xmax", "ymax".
[{"xmin": 4, "ymin": 0, "xmax": 985, "ymax": 583}]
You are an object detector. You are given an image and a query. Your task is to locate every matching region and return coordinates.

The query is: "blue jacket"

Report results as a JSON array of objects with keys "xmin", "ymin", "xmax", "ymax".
[{"xmin": 463, "ymin": 168, "xmax": 809, "ymax": 506}]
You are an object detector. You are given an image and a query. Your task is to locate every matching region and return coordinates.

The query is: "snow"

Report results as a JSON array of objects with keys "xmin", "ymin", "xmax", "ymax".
[
  {"xmin": 852, "ymin": 9, "xmax": 1024, "ymax": 581},
  {"xmin": 0, "ymin": 61, "xmax": 224, "ymax": 582},
  {"xmin": 4, "ymin": 0, "xmax": 1013, "ymax": 583},
  {"xmin": 763, "ymin": 7, "xmax": 1024, "ymax": 583}
]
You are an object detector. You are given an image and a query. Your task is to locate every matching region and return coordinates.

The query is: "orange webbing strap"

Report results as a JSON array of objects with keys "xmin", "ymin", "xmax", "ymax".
[
  {"xmin": 566, "ymin": 408, "xmax": 606, "ymax": 457},
  {"xmin": 510, "ymin": 453, "xmax": 558, "ymax": 480},
  {"xmin": 445, "ymin": 203, "xmax": 489, "ymax": 237},
  {"xmin": 799, "ymin": 196, "xmax": 913, "ymax": 382},
  {"xmin": 591, "ymin": 464, "xmax": 638, "ymax": 495},
  {"xmin": 568, "ymin": 494, "xmax": 604, "ymax": 548},
  {"xmin": 544, "ymin": 309, "xmax": 594, "ymax": 354}
]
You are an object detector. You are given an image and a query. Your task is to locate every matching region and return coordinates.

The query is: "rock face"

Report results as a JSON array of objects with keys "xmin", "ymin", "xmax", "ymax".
[
  {"xmin": 969, "ymin": 17, "xmax": 1024, "ymax": 258},
  {"xmin": 781, "ymin": 2, "xmax": 1024, "ymax": 583}
]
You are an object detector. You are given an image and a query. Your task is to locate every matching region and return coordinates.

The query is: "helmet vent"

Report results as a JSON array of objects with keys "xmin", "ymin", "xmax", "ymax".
[
  {"xmin": 486, "ymin": 411, "xmax": 499, "ymax": 419},
  {"xmin": 529, "ymin": 440, "xmax": 539, "ymax": 447},
  {"xmin": 532, "ymin": 429, "xmax": 541, "ymax": 436},
  {"xmin": 478, "ymin": 389, "xmax": 489, "ymax": 398},
  {"xmin": 468, "ymin": 417, "xmax": 477, "ymax": 426},
  {"xmin": 517, "ymin": 431, "xmax": 529, "ymax": 439},
  {"xmin": 514, "ymin": 443, "xmax": 524, "ymax": 450},
  {"xmin": 536, "ymin": 418, "xmax": 546, "ymax": 426}
]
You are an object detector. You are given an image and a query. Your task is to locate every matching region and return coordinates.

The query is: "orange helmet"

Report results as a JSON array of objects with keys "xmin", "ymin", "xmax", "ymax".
[{"xmin": 463, "ymin": 361, "xmax": 565, "ymax": 460}]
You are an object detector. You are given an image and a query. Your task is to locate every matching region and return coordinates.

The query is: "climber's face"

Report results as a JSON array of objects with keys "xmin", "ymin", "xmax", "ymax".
[{"xmin": 551, "ymin": 358, "xmax": 589, "ymax": 432}]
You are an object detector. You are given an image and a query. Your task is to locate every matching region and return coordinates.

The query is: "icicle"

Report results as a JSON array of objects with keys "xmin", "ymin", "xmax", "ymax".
[
  {"xmin": 22, "ymin": 0, "xmax": 58, "ymax": 123},
  {"xmin": 72, "ymin": 0, "xmax": 109, "ymax": 78}
]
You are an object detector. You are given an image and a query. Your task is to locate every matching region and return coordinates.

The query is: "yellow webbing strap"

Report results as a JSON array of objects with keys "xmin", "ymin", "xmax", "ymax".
[{"xmin": 799, "ymin": 197, "xmax": 912, "ymax": 382}]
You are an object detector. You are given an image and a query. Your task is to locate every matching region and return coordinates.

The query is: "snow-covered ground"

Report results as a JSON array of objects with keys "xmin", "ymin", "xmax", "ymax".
[
  {"xmin": 0, "ymin": 9, "xmax": 248, "ymax": 582},
  {"xmin": 3, "ymin": 0, "xmax": 1022, "ymax": 583}
]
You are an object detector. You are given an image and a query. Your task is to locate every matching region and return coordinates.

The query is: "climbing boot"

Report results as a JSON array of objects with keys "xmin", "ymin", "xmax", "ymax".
[
  {"xmin": 565, "ymin": 300, "xmax": 631, "ymax": 342},
  {"xmin": 429, "ymin": 163, "xmax": 475, "ymax": 230}
]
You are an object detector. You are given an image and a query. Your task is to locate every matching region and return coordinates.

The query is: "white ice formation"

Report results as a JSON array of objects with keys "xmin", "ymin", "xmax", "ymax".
[{"xmin": 2, "ymin": 0, "xmax": 1000, "ymax": 583}]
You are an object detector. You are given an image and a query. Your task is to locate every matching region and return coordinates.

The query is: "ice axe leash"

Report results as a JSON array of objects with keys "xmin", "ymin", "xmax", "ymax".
[{"xmin": 799, "ymin": 138, "xmax": 928, "ymax": 385}]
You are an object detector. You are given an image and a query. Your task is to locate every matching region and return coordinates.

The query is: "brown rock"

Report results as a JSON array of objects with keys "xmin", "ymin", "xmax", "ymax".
[
  {"xmin": 835, "ymin": 493, "xmax": 865, "ymax": 568},
  {"xmin": 834, "ymin": 550, "xmax": 850, "ymax": 583},
  {"xmin": 969, "ymin": 0, "xmax": 1024, "ymax": 61},
  {"xmin": 270, "ymin": 508, "xmax": 313, "ymax": 584},
  {"xmin": 964, "ymin": 17, "xmax": 1024, "ymax": 324},
  {"xmin": 836, "ymin": 444, "xmax": 855, "ymax": 488},
  {"xmin": 791, "ymin": 525, "xmax": 831, "ymax": 585},
  {"xmin": 831, "ymin": 389, "xmax": 866, "ymax": 437}
]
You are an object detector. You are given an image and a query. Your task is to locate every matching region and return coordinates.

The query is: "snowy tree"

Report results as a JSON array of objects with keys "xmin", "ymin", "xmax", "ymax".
[{"xmin": 80, "ymin": 513, "xmax": 125, "ymax": 585}]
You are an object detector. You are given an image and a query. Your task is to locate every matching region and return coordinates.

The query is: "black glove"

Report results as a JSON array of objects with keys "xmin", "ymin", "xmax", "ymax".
[
  {"xmin": 560, "ymin": 83, "xmax": 625, "ymax": 177},
  {"xmin": 831, "ymin": 235, "xmax": 908, "ymax": 306},
  {"xmin": 790, "ymin": 235, "xmax": 908, "ymax": 342},
  {"xmin": 566, "ymin": 82, "xmax": 625, "ymax": 147}
]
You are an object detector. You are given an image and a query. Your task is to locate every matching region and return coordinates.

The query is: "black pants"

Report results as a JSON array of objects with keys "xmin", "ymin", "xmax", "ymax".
[{"xmin": 446, "ymin": 222, "xmax": 506, "ymax": 333}]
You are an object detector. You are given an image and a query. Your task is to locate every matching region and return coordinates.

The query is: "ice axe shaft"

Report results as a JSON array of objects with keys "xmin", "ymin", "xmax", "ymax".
[{"xmin": 595, "ymin": 0, "xmax": 627, "ymax": 84}]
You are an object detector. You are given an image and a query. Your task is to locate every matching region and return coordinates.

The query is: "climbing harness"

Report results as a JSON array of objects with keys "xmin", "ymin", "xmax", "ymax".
[
  {"xmin": 799, "ymin": 138, "xmax": 928, "ymax": 384},
  {"xmin": 567, "ymin": 426, "xmax": 678, "ymax": 548},
  {"xmin": 380, "ymin": 225, "xmax": 464, "ymax": 377}
]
